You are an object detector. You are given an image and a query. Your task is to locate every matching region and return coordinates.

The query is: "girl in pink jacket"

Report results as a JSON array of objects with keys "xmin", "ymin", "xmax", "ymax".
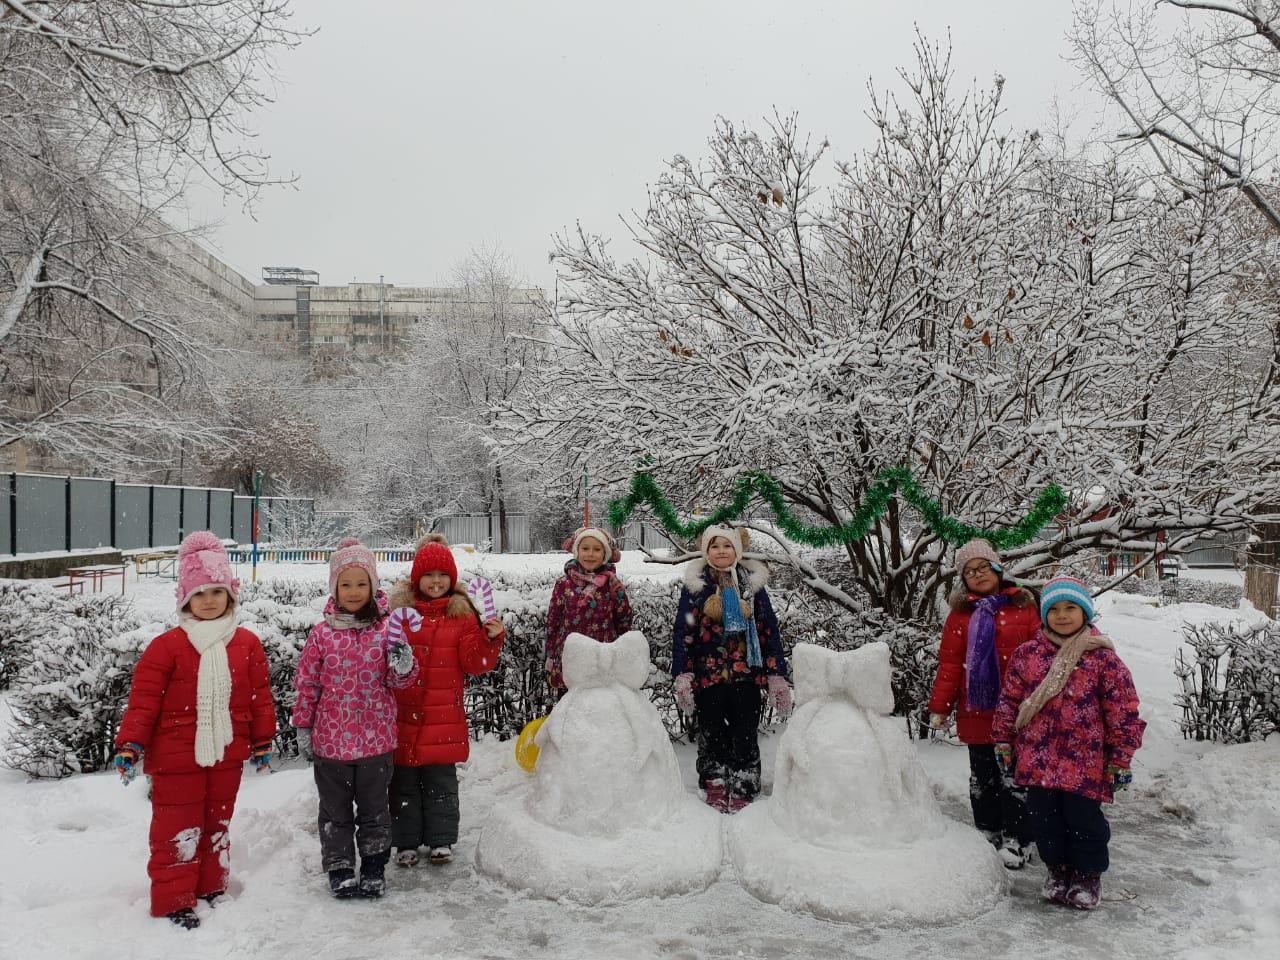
[
  {"xmin": 292, "ymin": 539, "xmax": 419, "ymax": 900},
  {"xmin": 992, "ymin": 576, "xmax": 1145, "ymax": 912}
]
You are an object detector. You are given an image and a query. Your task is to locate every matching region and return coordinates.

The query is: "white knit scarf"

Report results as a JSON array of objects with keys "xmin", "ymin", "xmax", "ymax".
[{"xmin": 180, "ymin": 612, "xmax": 237, "ymax": 767}]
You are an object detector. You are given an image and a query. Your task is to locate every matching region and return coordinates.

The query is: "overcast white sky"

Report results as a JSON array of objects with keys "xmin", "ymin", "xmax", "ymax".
[{"xmin": 184, "ymin": 1, "xmax": 1091, "ymax": 292}]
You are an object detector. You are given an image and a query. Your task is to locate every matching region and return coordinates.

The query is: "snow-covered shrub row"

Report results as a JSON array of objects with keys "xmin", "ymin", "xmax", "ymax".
[
  {"xmin": 235, "ymin": 582, "xmax": 325, "ymax": 759},
  {"xmin": 3, "ymin": 586, "xmax": 146, "ymax": 778},
  {"xmin": 1161, "ymin": 577, "xmax": 1244, "ymax": 610},
  {"xmin": 1174, "ymin": 620, "xmax": 1279, "ymax": 743}
]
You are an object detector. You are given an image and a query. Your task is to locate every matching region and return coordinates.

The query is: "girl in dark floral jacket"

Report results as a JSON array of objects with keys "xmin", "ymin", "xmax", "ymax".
[
  {"xmin": 672, "ymin": 525, "xmax": 790, "ymax": 813},
  {"xmin": 545, "ymin": 527, "xmax": 633, "ymax": 695},
  {"xmin": 992, "ymin": 575, "xmax": 1145, "ymax": 912}
]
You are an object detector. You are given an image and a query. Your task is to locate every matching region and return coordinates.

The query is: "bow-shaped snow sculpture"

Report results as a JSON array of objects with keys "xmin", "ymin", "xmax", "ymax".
[
  {"xmin": 561, "ymin": 630, "xmax": 650, "ymax": 690},
  {"xmin": 792, "ymin": 642, "xmax": 894, "ymax": 715}
]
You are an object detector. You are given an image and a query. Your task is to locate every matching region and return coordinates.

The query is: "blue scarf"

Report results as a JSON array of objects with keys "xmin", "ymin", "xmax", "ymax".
[
  {"xmin": 964, "ymin": 592, "xmax": 1012, "ymax": 711},
  {"xmin": 721, "ymin": 583, "xmax": 762, "ymax": 668}
]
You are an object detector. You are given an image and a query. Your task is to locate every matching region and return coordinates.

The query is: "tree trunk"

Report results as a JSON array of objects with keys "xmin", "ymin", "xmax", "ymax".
[
  {"xmin": 494, "ymin": 462, "xmax": 510, "ymax": 553},
  {"xmin": 1244, "ymin": 518, "xmax": 1280, "ymax": 619}
]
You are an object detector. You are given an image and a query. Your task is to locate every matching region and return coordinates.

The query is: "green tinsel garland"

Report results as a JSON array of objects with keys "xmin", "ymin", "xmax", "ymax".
[{"xmin": 607, "ymin": 467, "xmax": 1067, "ymax": 550}]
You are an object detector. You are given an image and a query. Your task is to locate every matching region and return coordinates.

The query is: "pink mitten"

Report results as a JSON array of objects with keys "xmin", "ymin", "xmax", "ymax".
[
  {"xmin": 767, "ymin": 675, "xmax": 793, "ymax": 716},
  {"xmin": 673, "ymin": 673, "xmax": 696, "ymax": 716}
]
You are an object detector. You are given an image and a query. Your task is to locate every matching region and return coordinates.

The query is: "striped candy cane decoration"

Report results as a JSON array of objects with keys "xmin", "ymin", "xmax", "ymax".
[
  {"xmin": 466, "ymin": 576, "xmax": 498, "ymax": 621},
  {"xmin": 387, "ymin": 607, "xmax": 423, "ymax": 646}
]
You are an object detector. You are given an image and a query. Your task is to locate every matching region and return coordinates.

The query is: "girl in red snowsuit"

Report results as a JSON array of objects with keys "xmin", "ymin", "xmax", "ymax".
[{"xmin": 113, "ymin": 532, "xmax": 275, "ymax": 929}]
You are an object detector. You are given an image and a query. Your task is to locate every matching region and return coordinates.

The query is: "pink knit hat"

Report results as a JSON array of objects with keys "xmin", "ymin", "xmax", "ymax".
[
  {"xmin": 329, "ymin": 537, "xmax": 380, "ymax": 595},
  {"xmin": 954, "ymin": 538, "xmax": 1002, "ymax": 574},
  {"xmin": 175, "ymin": 531, "xmax": 240, "ymax": 612}
]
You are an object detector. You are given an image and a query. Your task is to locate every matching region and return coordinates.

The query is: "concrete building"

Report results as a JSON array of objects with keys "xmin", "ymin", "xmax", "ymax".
[{"xmin": 250, "ymin": 272, "xmax": 543, "ymax": 362}]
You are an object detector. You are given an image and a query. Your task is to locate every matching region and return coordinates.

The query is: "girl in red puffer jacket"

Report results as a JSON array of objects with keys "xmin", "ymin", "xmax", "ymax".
[
  {"xmin": 113, "ymin": 532, "xmax": 275, "ymax": 930},
  {"xmin": 926, "ymin": 538, "xmax": 1040, "ymax": 869},
  {"xmin": 388, "ymin": 534, "xmax": 505, "ymax": 867}
]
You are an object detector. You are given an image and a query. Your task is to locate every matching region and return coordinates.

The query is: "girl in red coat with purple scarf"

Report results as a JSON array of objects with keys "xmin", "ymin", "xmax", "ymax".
[
  {"xmin": 113, "ymin": 532, "xmax": 276, "ymax": 930},
  {"xmin": 992, "ymin": 575, "xmax": 1146, "ymax": 911},
  {"xmin": 927, "ymin": 538, "xmax": 1041, "ymax": 868}
]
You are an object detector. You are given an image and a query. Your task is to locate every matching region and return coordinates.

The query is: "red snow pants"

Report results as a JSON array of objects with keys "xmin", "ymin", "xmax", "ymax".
[{"xmin": 147, "ymin": 767, "xmax": 244, "ymax": 916}]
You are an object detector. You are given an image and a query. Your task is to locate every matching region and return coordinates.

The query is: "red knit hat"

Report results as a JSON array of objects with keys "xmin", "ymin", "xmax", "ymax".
[{"xmin": 410, "ymin": 534, "xmax": 457, "ymax": 592}]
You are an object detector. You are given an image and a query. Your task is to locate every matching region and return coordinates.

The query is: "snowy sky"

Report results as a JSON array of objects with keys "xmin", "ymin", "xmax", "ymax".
[{"xmin": 183, "ymin": 0, "xmax": 1090, "ymax": 291}]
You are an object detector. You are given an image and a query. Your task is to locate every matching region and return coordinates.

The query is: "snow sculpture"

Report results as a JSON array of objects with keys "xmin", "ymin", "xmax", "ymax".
[
  {"xmin": 476, "ymin": 631, "xmax": 722, "ymax": 903},
  {"xmin": 727, "ymin": 642, "xmax": 1008, "ymax": 923}
]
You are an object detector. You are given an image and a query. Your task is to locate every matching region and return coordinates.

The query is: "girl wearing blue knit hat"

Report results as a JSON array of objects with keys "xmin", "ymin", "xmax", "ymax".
[{"xmin": 991, "ymin": 575, "xmax": 1146, "ymax": 911}]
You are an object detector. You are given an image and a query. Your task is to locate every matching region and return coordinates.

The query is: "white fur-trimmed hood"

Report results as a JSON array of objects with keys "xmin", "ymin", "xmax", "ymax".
[{"xmin": 684, "ymin": 556, "xmax": 770, "ymax": 596}]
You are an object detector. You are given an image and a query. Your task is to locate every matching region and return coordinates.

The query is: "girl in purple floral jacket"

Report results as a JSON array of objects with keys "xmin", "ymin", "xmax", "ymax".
[
  {"xmin": 992, "ymin": 576, "xmax": 1145, "ymax": 912},
  {"xmin": 545, "ymin": 527, "xmax": 633, "ymax": 695}
]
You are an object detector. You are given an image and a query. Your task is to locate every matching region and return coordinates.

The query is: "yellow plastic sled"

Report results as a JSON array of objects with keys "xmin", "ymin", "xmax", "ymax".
[{"xmin": 515, "ymin": 716, "xmax": 548, "ymax": 773}]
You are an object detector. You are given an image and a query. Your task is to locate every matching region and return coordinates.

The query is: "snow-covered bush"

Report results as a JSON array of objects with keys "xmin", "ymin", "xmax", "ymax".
[
  {"xmin": 1161, "ymin": 578, "xmax": 1244, "ymax": 610},
  {"xmin": 1174, "ymin": 620, "xmax": 1279, "ymax": 743},
  {"xmin": 3, "ymin": 590, "xmax": 146, "ymax": 778},
  {"xmin": 238, "ymin": 577, "xmax": 328, "ymax": 608},
  {"xmin": 237, "ymin": 582, "xmax": 324, "ymax": 758}
]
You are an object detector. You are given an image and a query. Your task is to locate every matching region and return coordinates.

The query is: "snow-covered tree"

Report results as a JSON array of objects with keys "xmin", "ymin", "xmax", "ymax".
[
  {"xmin": 1072, "ymin": 1, "xmax": 1280, "ymax": 619},
  {"xmin": 0, "ymin": 1, "xmax": 302, "ymax": 473},
  {"xmin": 499, "ymin": 39, "xmax": 1280, "ymax": 619}
]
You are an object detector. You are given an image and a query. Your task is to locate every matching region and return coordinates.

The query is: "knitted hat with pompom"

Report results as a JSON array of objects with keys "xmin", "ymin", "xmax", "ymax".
[
  {"xmin": 175, "ymin": 531, "xmax": 239, "ymax": 612},
  {"xmin": 329, "ymin": 537, "xmax": 379, "ymax": 596},
  {"xmin": 410, "ymin": 533, "xmax": 458, "ymax": 592}
]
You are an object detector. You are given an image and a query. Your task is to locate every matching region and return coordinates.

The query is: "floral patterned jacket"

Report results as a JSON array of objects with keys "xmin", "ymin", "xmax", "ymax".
[
  {"xmin": 545, "ymin": 560, "xmax": 633, "ymax": 692},
  {"xmin": 991, "ymin": 628, "xmax": 1145, "ymax": 803},
  {"xmin": 671, "ymin": 558, "xmax": 789, "ymax": 688}
]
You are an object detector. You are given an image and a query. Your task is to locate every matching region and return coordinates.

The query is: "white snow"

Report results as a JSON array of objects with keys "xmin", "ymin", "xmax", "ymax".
[
  {"xmin": 475, "ymin": 631, "xmax": 723, "ymax": 903},
  {"xmin": 728, "ymin": 642, "xmax": 1007, "ymax": 923},
  {"xmin": 1, "ymin": 554, "xmax": 1278, "ymax": 958}
]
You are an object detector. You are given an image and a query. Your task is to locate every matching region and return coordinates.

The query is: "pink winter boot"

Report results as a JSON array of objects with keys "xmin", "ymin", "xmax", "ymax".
[
  {"xmin": 1065, "ymin": 871, "xmax": 1102, "ymax": 910},
  {"xmin": 703, "ymin": 780, "xmax": 728, "ymax": 813},
  {"xmin": 1041, "ymin": 863, "xmax": 1073, "ymax": 904}
]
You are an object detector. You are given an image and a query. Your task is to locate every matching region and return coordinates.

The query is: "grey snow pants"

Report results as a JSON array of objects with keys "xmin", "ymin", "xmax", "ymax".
[
  {"xmin": 313, "ymin": 752, "xmax": 394, "ymax": 871},
  {"xmin": 390, "ymin": 763, "xmax": 459, "ymax": 850}
]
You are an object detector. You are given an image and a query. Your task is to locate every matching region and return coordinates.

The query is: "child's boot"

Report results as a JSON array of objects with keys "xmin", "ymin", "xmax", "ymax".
[
  {"xmin": 998, "ymin": 836, "xmax": 1033, "ymax": 870},
  {"xmin": 328, "ymin": 867, "xmax": 360, "ymax": 899},
  {"xmin": 396, "ymin": 848, "xmax": 419, "ymax": 868},
  {"xmin": 1041, "ymin": 863, "xmax": 1073, "ymax": 904},
  {"xmin": 1065, "ymin": 871, "xmax": 1102, "ymax": 910},
  {"xmin": 166, "ymin": 907, "xmax": 200, "ymax": 930},
  {"xmin": 428, "ymin": 845, "xmax": 453, "ymax": 865},
  {"xmin": 702, "ymin": 780, "xmax": 728, "ymax": 813},
  {"xmin": 359, "ymin": 851, "xmax": 390, "ymax": 898}
]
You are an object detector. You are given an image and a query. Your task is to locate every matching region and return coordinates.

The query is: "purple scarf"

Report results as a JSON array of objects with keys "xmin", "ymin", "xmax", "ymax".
[{"xmin": 964, "ymin": 592, "xmax": 1011, "ymax": 711}]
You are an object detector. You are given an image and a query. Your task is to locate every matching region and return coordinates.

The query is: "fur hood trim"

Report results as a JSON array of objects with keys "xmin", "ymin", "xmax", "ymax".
[
  {"xmin": 949, "ymin": 584, "xmax": 1036, "ymax": 614},
  {"xmin": 683, "ymin": 556, "xmax": 770, "ymax": 595},
  {"xmin": 388, "ymin": 579, "xmax": 478, "ymax": 620}
]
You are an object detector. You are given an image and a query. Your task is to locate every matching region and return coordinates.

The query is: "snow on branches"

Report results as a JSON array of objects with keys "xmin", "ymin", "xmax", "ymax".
[{"xmin": 499, "ymin": 38, "xmax": 1280, "ymax": 619}]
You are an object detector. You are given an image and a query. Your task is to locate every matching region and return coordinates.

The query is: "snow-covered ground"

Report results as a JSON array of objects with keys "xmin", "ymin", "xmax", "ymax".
[{"xmin": 2, "ymin": 555, "xmax": 1277, "ymax": 959}]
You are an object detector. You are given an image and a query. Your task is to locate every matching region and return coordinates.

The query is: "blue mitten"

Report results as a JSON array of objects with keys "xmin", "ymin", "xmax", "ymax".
[{"xmin": 113, "ymin": 742, "xmax": 143, "ymax": 785}]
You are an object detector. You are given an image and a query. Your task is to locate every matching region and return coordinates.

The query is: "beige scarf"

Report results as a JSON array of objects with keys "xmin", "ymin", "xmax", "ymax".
[
  {"xmin": 1014, "ymin": 626, "xmax": 1114, "ymax": 732},
  {"xmin": 180, "ymin": 612, "xmax": 237, "ymax": 766}
]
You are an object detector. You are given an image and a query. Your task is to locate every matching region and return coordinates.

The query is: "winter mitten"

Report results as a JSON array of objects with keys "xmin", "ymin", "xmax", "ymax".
[
  {"xmin": 387, "ymin": 641, "xmax": 415, "ymax": 677},
  {"xmin": 249, "ymin": 742, "xmax": 273, "ymax": 773},
  {"xmin": 386, "ymin": 606, "xmax": 423, "ymax": 647},
  {"xmin": 994, "ymin": 742, "xmax": 1013, "ymax": 771},
  {"xmin": 928, "ymin": 712, "xmax": 952, "ymax": 731},
  {"xmin": 766, "ymin": 675, "xmax": 793, "ymax": 716},
  {"xmin": 113, "ymin": 742, "xmax": 143, "ymax": 785},
  {"xmin": 295, "ymin": 727, "xmax": 314, "ymax": 763},
  {"xmin": 1107, "ymin": 763, "xmax": 1133, "ymax": 791},
  {"xmin": 673, "ymin": 673, "xmax": 696, "ymax": 716}
]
